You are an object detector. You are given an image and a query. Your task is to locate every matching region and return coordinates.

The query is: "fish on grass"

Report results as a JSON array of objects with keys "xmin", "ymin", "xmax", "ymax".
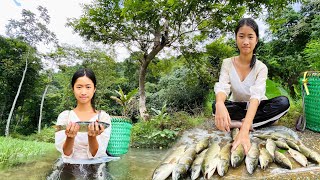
[
  {"xmin": 195, "ymin": 137, "xmax": 209, "ymax": 153},
  {"xmin": 274, "ymin": 151, "xmax": 292, "ymax": 169},
  {"xmin": 202, "ymin": 141, "xmax": 220, "ymax": 179},
  {"xmin": 288, "ymin": 148, "xmax": 308, "ymax": 167},
  {"xmin": 245, "ymin": 142, "xmax": 259, "ymax": 174},
  {"xmin": 231, "ymin": 144, "xmax": 245, "ymax": 168},
  {"xmin": 217, "ymin": 143, "xmax": 232, "ymax": 176},
  {"xmin": 54, "ymin": 121, "xmax": 110, "ymax": 132},
  {"xmin": 258, "ymin": 144, "xmax": 273, "ymax": 170},
  {"xmin": 190, "ymin": 149, "xmax": 207, "ymax": 180},
  {"xmin": 172, "ymin": 146, "xmax": 197, "ymax": 180}
]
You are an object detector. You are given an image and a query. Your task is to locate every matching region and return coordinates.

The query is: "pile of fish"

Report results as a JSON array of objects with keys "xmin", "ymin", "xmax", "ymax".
[{"xmin": 152, "ymin": 128, "xmax": 320, "ymax": 180}]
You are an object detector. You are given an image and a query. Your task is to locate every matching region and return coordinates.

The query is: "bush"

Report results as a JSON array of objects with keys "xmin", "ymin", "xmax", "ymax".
[
  {"xmin": 11, "ymin": 127, "xmax": 55, "ymax": 143},
  {"xmin": 131, "ymin": 111, "xmax": 205, "ymax": 148}
]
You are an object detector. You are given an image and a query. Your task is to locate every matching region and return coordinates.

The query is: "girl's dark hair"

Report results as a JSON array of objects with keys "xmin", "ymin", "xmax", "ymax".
[
  {"xmin": 235, "ymin": 18, "xmax": 259, "ymax": 69},
  {"xmin": 71, "ymin": 68, "xmax": 97, "ymax": 112}
]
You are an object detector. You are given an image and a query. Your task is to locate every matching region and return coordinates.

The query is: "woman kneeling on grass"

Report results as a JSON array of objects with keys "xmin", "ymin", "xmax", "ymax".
[{"xmin": 213, "ymin": 18, "xmax": 290, "ymax": 155}]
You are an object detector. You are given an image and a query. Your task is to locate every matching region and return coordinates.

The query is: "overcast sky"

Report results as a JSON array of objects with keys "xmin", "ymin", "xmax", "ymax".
[{"xmin": 0, "ymin": 0, "xmax": 275, "ymax": 62}]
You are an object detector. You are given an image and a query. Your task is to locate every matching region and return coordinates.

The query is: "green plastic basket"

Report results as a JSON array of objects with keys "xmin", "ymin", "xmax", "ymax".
[
  {"xmin": 300, "ymin": 71, "xmax": 320, "ymax": 132},
  {"xmin": 107, "ymin": 116, "xmax": 132, "ymax": 156}
]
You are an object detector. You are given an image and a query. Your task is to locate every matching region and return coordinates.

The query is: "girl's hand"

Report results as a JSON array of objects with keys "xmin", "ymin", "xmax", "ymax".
[
  {"xmin": 214, "ymin": 102, "xmax": 231, "ymax": 132},
  {"xmin": 232, "ymin": 128, "xmax": 251, "ymax": 155},
  {"xmin": 88, "ymin": 121, "xmax": 105, "ymax": 137},
  {"xmin": 65, "ymin": 122, "xmax": 80, "ymax": 138}
]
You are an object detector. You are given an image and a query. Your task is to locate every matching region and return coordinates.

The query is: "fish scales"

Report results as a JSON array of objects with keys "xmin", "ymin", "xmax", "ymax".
[
  {"xmin": 172, "ymin": 146, "xmax": 197, "ymax": 180},
  {"xmin": 202, "ymin": 141, "xmax": 220, "ymax": 179},
  {"xmin": 217, "ymin": 143, "xmax": 232, "ymax": 176},
  {"xmin": 274, "ymin": 151, "xmax": 292, "ymax": 169},
  {"xmin": 195, "ymin": 137, "xmax": 209, "ymax": 153},
  {"xmin": 231, "ymin": 144, "xmax": 245, "ymax": 168},
  {"xmin": 288, "ymin": 148, "xmax": 308, "ymax": 167},
  {"xmin": 266, "ymin": 139, "xmax": 276, "ymax": 159},
  {"xmin": 190, "ymin": 149, "xmax": 207, "ymax": 180},
  {"xmin": 245, "ymin": 143, "xmax": 259, "ymax": 174}
]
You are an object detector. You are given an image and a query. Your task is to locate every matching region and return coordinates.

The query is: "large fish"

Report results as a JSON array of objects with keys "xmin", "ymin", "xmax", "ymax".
[
  {"xmin": 271, "ymin": 132, "xmax": 295, "ymax": 141},
  {"xmin": 172, "ymin": 146, "xmax": 197, "ymax": 180},
  {"xmin": 152, "ymin": 163, "xmax": 176, "ymax": 180},
  {"xmin": 231, "ymin": 128, "xmax": 239, "ymax": 140},
  {"xmin": 245, "ymin": 142, "xmax": 259, "ymax": 174},
  {"xmin": 288, "ymin": 148, "xmax": 308, "ymax": 167},
  {"xmin": 274, "ymin": 151, "xmax": 292, "ymax": 169},
  {"xmin": 286, "ymin": 139, "xmax": 300, "ymax": 151},
  {"xmin": 231, "ymin": 144, "xmax": 245, "ymax": 168},
  {"xmin": 258, "ymin": 144, "xmax": 273, "ymax": 170},
  {"xmin": 274, "ymin": 139, "xmax": 290, "ymax": 150},
  {"xmin": 152, "ymin": 145, "xmax": 186, "ymax": 180},
  {"xmin": 162, "ymin": 145, "xmax": 186, "ymax": 164},
  {"xmin": 202, "ymin": 141, "xmax": 220, "ymax": 179},
  {"xmin": 266, "ymin": 139, "xmax": 276, "ymax": 159},
  {"xmin": 217, "ymin": 143, "xmax": 232, "ymax": 176},
  {"xmin": 253, "ymin": 134, "xmax": 277, "ymax": 140},
  {"xmin": 54, "ymin": 121, "xmax": 110, "ymax": 132},
  {"xmin": 195, "ymin": 137, "xmax": 209, "ymax": 153},
  {"xmin": 190, "ymin": 149, "xmax": 207, "ymax": 180},
  {"xmin": 299, "ymin": 143, "xmax": 320, "ymax": 164}
]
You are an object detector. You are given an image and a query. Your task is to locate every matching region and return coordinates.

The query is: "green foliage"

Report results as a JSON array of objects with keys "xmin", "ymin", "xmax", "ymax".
[
  {"xmin": 11, "ymin": 127, "xmax": 55, "ymax": 143},
  {"xmin": 110, "ymin": 87, "xmax": 138, "ymax": 116},
  {"xmin": 263, "ymin": 0, "xmax": 320, "ymax": 96},
  {"xmin": 151, "ymin": 103, "xmax": 168, "ymax": 121},
  {"xmin": 131, "ymin": 111, "xmax": 205, "ymax": 148},
  {"xmin": 304, "ymin": 39, "xmax": 320, "ymax": 69},
  {"xmin": 0, "ymin": 137, "xmax": 55, "ymax": 169},
  {"xmin": 0, "ymin": 36, "xmax": 42, "ymax": 135},
  {"xmin": 148, "ymin": 67, "xmax": 206, "ymax": 114}
]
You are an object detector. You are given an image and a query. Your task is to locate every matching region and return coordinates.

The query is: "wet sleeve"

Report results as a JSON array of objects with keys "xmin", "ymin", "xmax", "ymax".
[
  {"xmin": 54, "ymin": 110, "xmax": 73, "ymax": 158},
  {"xmin": 250, "ymin": 63, "xmax": 268, "ymax": 103},
  {"xmin": 87, "ymin": 111, "xmax": 112, "ymax": 158},
  {"xmin": 214, "ymin": 59, "xmax": 231, "ymax": 97}
]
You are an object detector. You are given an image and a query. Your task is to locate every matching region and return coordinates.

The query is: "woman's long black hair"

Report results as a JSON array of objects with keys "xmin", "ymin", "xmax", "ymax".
[
  {"xmin": 71, "ymin": 68, "xmax": 97, "ymax": 112},
  {"xmin": 235, "ymin": 18, "xmax": 259, "ymax": 69}
]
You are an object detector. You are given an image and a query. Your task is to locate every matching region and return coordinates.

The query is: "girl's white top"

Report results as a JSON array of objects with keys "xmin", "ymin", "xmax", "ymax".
[
  {"xmin": 55, "ymin": 110, "xmax": 111, "ymax": 161},
  {"xmin": 214, "ymin": 57, "xmax": 268, "ymax": 103}
]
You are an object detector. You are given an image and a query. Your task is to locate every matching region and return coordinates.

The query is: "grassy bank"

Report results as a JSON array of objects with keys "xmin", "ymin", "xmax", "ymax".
[{"xmin": 0, "ymin": 136, "xmax": 55, "ymax": 169}]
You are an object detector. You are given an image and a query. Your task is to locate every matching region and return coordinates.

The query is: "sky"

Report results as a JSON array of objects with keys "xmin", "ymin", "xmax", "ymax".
[{"xmin": 0, "ymin": 0, "xmax": 131, "ymax": 61}]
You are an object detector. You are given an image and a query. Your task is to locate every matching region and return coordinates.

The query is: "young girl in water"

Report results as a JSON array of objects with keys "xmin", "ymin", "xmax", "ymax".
[
  {"xmin": 54, "ymin": 68, "xmax": 112, "ymax": 179},
  {"xmin": 213, "ymin": 18, "xmax": 290, "ymax": 154}
]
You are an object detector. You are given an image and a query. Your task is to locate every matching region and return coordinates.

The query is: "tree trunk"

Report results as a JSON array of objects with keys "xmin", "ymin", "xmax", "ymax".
[
  {"xmin": 38, "ymin": 84, "xmax": 49, "ymax": 133},
  {"xmin": 5, "ymin": 48, "xmax": 29, "ymax": 137},
  {"xmin": 138, "ymin": 25, "xmax": 169, "ymax": 121},
  {"xmin": 138, "ymin": 60, "xmax": 150, "ymax": 121}
]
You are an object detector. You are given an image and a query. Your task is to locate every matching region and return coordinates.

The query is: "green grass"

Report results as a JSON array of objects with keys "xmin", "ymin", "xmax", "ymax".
[{"xmin": 0, "ymin": 136, "xmax": 55, "ymax": 169}]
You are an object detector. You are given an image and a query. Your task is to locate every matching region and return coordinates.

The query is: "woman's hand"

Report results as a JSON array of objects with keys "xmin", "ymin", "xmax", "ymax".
[
  {"xmin": 232, "ymin": 128, "xmax": 251, "ymax": 155},
  {"xmin": 214, "ymin": 102, "xmax": 231, "ymax": 132},
  {"xmin": 88, "ymin": 121, "xmax": 105, "ymax": 137},
  {"xmin": 65, "ymin": 122, "xmax": 80, "ymax": 138}
]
